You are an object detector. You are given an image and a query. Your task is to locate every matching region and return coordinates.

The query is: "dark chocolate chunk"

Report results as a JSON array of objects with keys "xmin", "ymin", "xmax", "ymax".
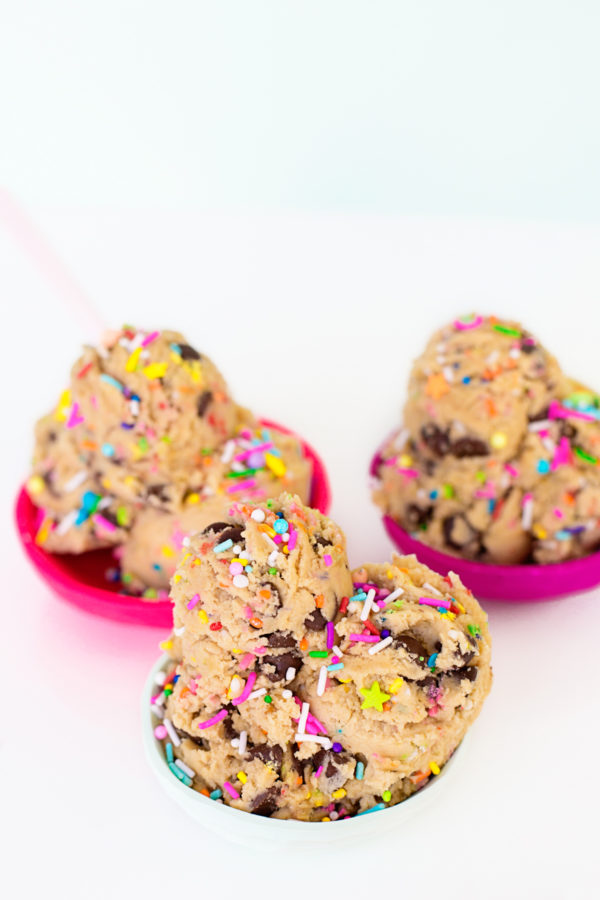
[
  {"xmin": 528, "ymin": 406, "xmax": 550, "ymax": 423},
  {"xmin": 446, "ymin": 665, "xmax": 478, "ymax": 682},
  {"xmin": 560, "ymin": 422, "xmax": 577, "ymax": 440},
  {"xmin": 222, "ymin": 717, "xmax": 238, "ymax": 742},
  {"xmin": 405, "ymin": 504, "xmax": 433, "ymax": 528},
  {"xmin": 251, "ymin": 786, "xmax": 280, "ymax": 817},
  {"xmin": 314, "ymin": 535, "xmax": 332, "ymax": 548},
  {"xmin": 304, "ymin": 609, "xmax": 327, "ymax": 631},
  {"xmin": 420, "ymin": 424, "xmax": 451, "ymax": 457},
  {"xmin": 201, "ymin": 522, "xmax": 245, "ymax": 544},
  {"xmin": 201, "ymin": 521, "xmax": 232, "ymax": 535},
  {"xmin": 178, "ymin": 343, "xmax": 202, "ymax": 360},
  {"xmin": 452, "ymin": 437, "xmax": 489, "ymax": 458},
  {"xmin": 395, "ymin": 632, "xmax": 429, "ymax": 663},
  {"xmin": 196, "ymin": 390, "xmax": 213, "ymax": 417},
  {"xmin": 174, "ymin": 726, "xmax": 209, "ymax": 750},
  {"xmin": 442, "ymin": 514, "xmax": 481, "ymax": 552},
  {"xmin": 146, "ymin": 484, "xmax": 171, "ymax": 503},
  {"xmin": 259, "ymin": 650, "xmax": 303, "ymax": 682},
  {"xmin": 246, "ymin": 743, "xmax": 284, "ymax": 770},
  {"xmin": 265, "ymin": 631, "xmax": 297, "ymax": 649}
]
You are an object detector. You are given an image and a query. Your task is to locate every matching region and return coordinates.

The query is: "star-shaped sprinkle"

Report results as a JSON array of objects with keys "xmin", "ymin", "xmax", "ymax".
[
  {"xmin": 425, "ymin": 372, "xmax": 450, "ymax": 400},
  {"xmin": 360, "ymin": 681, "xmax": 390, "ymax": 712}
]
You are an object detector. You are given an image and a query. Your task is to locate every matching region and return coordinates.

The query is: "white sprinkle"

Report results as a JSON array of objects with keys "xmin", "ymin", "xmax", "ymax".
[
  {"xmin": 55, "ymin": 509, "xmax": 78, "ymax": 536},
  {"xmin": 129, "ymin": 399, "xmax": 140, "ymax": 417},
  {"xmin": 541, "ymin": 437, "xmax": 556, "ymax": 454},
  {"xmin": 285, "ymin": 667, "xmax": 296, "ymax": 680},
  {"xmin": 521, "ymin": 499, "xmax": 533, "ymax": 530},
  {"xmin": 442, "ymin": 365, "xmax": 454, "ymax": 383},
  {"xmin": 182, "ymin": 536, "xmax": 190, "ymax": 548},
  {"xmin": 154, "ymin": 671, "xmax": 167, "ymax": 686},
  {"xmin": 154, "ymin": 693, "xmax": 165, "ymax": 708},
  {"xmin": 332, "ymin": 645, "xmax": 344, "ymax": 658},
  {"xmin": 175, "ymin": 759, "xmax": 195, "ymax": 778},
  {"xmin": 298, "ymin": 702, "xmax": 309, "ymax": 734},
  {"xmin": 232, "ymin": 544, "xmax": 242, "ymax": 555},
  {"xmin": 448, "ymin": 629, "xmax": 460, "ymax": 640},
  {"xmin": 248, "ymin": 688, "xmax": 267, "ymax": 700},
  {"xmin": 383, "ymin": 587, "xmax": 404, "ymax": 605},
  {"xmin": 63, "ymin": 470, "xmax": 88, "ymax": 492},
  {"xmin": 251, "ymin": 508, "xmax": 266, "ymax": 523},
  {"xmin": 528, "ymin": 419, "xmax": 551, "ymax": 432},
  {"xmin": 233, "ymin": 574, "xmax": 249, "ymax": 588},
  {"xmin": 295, "ymin": 734, "xmax": 332, "ymax": 749},
  {"xmin": 150, "ymin": 704, "xmax": 164, "ymax": 718},
  {"xmin": 391, "ymin": 428, "xmax": 409, "ymax": 451},
  {"xmin": 263, "ymin": 535, "xmax": 278, "ymax": 552},
  {"xmin": 422, "ymin": 581, "xmax": 441, "ymax": 596},
  {"xmin": 368, "ymin": 636, "xmax": 394, "ymax": 655},
  {"xmin": 162, "ymin": 718, "xmax": 181, "ymax": 747},
  {"xmin": 360, "ymin": 589, "xmax": 376, "ymax": 621},
  {"xmin": 317, "ymin": 666, "xmax": 328, "ymax": 696},
  {"xmin": 221, "ymin": 440, "xmax": 235, "ymax": 464},
  {"xmin": 238, "ymin": 730, "xmax": 248, "ymax": 756},
  {"xmin": 231, "ymin": 738, "xmax": 240, "ymax": 748},
  {"xmin": 173, "ymin": 626, "xmax": 185, "ymax": 637},
  {"xmin": 97, "ymin": 497, "xmax": 111, "ymax": 510},
  {"xmin": 267, "ymin": 549, "xmax": 279, "ymax": 566},
  {"xmin": 282, "ymin": 689, "xmax": 293, "ymax": 699}
]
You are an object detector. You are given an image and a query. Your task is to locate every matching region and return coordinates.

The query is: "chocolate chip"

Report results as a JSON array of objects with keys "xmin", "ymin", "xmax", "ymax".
[
  {"xmin": 265, "ymin": 631, "xmax": 297, "ymax": 648},
  {"xmin": 314, "ymin": 535, "xmax": 332, "ymax": 548},
  {"xmin": 446, "ymin": 665, "xmax": 478, "ymax": 682},
  {"xmin": 201, "ymin": 522, "xmax": 245, "ymax": 544},
  {"xmin": 560, "ymin": 422, "xmax": 577, "ymax": 440},
  {"xmin": 246, "ymin": 743, "xmax": 283, "ymax": 770},
  {"xmin": 420, "ymin": 424, "xmax": 451, "ymax": 457},
  {"xmin": 452, "ymin": 437, "xmax": 489, "ymax": 458},
  {"xmin": 304, "ymin": 609, "xmax": 327, "ymax": 631},
  {"xmin": 196, "ymin": 390, "xmax": 213, "ymax": 417},
  {"xmin": 174, "ymin": 726, "xmax": 209, "ymax": 750},
  {"xmin": 251, "ymin": 786, "xmax": 280, "ymax": 817},
  {"xmin": 394, "ymin": 632, "xmax": 429, "ymax": 663},
  {"xmin": 201, "ymin": 521, "xmax": 231, "ymax": 535},
  {"xmin": 146, "ymin": 484, "xmax": 171, "ymax": 503},
  {"xmin": 457, "ymin": 649, "xmax": 475, "ymax": 664},
  {"xmin": 178, "ymin": 343, "xmax": 202, "ymax": 360},
  {"xmin": 405, "ymin": 504, "xmax": 433, "ymax": 528},
  {"xmin": 259, "ymin": 651, "xmax": 303, "ymax": 682},
  {"xmin": 442, "ymin": 514, "xmax": 481, "ymax": 553},
  {"xmin": 222, "ymin": 717, "xmax": 238, "ymax": 742},
  {"xmin": 528, "ymin": 406, "xmax": 550, "ymax": 423}
]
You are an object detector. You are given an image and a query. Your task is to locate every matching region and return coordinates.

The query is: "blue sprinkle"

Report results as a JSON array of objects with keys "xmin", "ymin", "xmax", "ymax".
[
  {"xmin": 244, "ymin": 565, "xmax": 253, "ymax": 573},
  {"xmin": 381, "ymin": 629, "xmax": 390, "ymax": 638},
  {"xmin": 121, "ymin": 422, "xmax": 135, "ymax": 429},
  {"xmin": 427, "ymin": 652, "xmax": 438, "ymax": 668},
  {"xmin": 273, "ymin": 518, "xmax": 288, "ymax": 534},
  {"xmin": 537, "ymin": 459, "xmax": 551, "ymax": 474},
  {"xmin": 462, "ymin": 376, "xmax": 471, "ymax": 384},
  {"xmin": 351, "ymin": 591, "xmax": 368, "ymax": 602},
  {"xmin": 355, "ymin": 761, "xmax": 365, "ymax": 781},
  {"xmin": 168, "ymin": 762, "xmax": 192, "ymax": 787},
  {"xmin": 327, "ymin": 662, "xmax": 344, "ymax": 672},
  {"xmin": 437, "ymin": 606, "xmax": 448, "ymax": 615},
  {"xmin": 555, "ymin": 529, "xmax": 571, "ymax": 541},
  {"xmin": 101, "ymin": 443, "xmax": 115, "ymax": 457},
  {"xmin": 166, "ymin": 742, "xmax": 174, "ymax": 763},
  {"xmin": 75, "ymin": 509, "xmax": 89, "ymax": 526},
  {"xmin": 82, "ymin": 490, "xmax": 101, "ymax": 512},
  {"xmin": 152, "ymin": 563, "xmax": 161, "ymax": 571},
  {"xmin": 170, "ymin": 343, "xmax": 181, "ymax": 354},
  {"xmin": 210, "ymin": 789, "xmax": 223, "ymax": 800},
  {"xmin": 429, "ymin": 490, "xmax": 438, "ymax": 500},
  {"xmin": 357, "ymin": 802, "xmax": 386, "ymax": 816},
  {"xmin": 214, "ymin": 538, "xmax": 233, "ymax": 553},
  {"xmin": 100, "ymin": 374, "xmax": 124, "ymax": 393},
  {"xmin": 488, "ymin": 499, "xmax": 496, "ymax": 514}
]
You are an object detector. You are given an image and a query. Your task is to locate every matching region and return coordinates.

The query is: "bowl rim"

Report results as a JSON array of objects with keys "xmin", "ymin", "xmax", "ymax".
[
  {"xmin": 370, "ymin": 429, "xmax": 600, "ymax": 578},
  {"xmin": 142, "ymin": 653, "xmax": 465, "ymax": 832},
  {"xmin": 15, "ymin": 417, "xmax": 332, "ymax": 620}
]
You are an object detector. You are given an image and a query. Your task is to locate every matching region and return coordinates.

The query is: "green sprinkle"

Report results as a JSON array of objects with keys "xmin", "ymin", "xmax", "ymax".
[
  {"xmin": 160, "ymin": 435, "xmax": 171, "ymax": 443},
  {"xmin": 493, "ymin": 324, "xmax": 521, "ymax": 337},
  {"xmin": 382, "ymin": 790, "xmax": 392, "ymax": 802},
  {"xmin": 266, "ymin": 500, "xmax": 274, "ymax": 508},
  {"xmin": 264, "ymin": 694, "xmax": 272, "ymax": 703},
  {"xmin": 392, "ymin": 599, "xmax": 404, "ymax": 609},
  {"xmin": 122, "ymin": 573, "xmax": 132, "ymax": 584},
  {"xmin": 268, "ymin": 567, "xmax": 278, "ymax": 575},
  {"xmin": 309, "ymin": 650, "xmax": 329, "ymax": 658},
  {"xmin": 226, "ymin": 469, "xmax": 259, "ymax": 479},
  {"xmin": 138, "ymin": 436, "xmax": 148, "ymax": 452},
  {"xmin": 201, "ymin": 448, "xmax": 212, "ymax": 456},
  {"xmin": 116, "ymin": 506, "xmax": 129, "ymax": 527},
  {"xmin": 475, "ymin": 470, "xmax": 486, "ymax": 484},
  {"xmin": 442, "ymin": 483, "xmax": 454, "ymax": 499},
  {"xmin": 574, "ymin": 446, "xmax": 598, "ymax": 465},
  {"xmin": 467, "ymin": 624, "xmax": 481, "ymax": 636}
]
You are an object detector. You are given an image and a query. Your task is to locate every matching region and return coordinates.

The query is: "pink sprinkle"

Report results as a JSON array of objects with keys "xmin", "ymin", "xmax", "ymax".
[
  {"xmin": 376, "ymin": 600, "xmax": 387, "ymax": 609},
  {"xmin": 331, "ymin": 655, "xmax": 340, "ymax": 664},
  {"xmin": 223, "ymin": 781, "xmax": 240, "ymax": 799},
  {"xmin": 187, "ymin": 593, "xmax": 201, "ymax": 610},
  {"xmin": 239, "ymin": 429, "xmax": 253, "ymax": 440},
  {"xmin": 315, "ymin": 765, "xmax": 323, "ymax": 778},
  {"xmin": 549, "ymin": 399, "xmax": 596, "ymax": 423},
  {"xmin": 523, "ymin": 492, "xmax": 534, "ymax": 505},
  {"xmin": 349, "ymin": 634, "xmax": 379, "ymax": 643},
  {"xmin": 198, "ymin": 709, "xmax": 228, "ymax": 730},
  {"xmin": 326, "ymin": 621, "xmax": 335, "ymax": 649},
  {"xmin": 323, "ymin": 554, "xmax": 332, "ymax": 567},
  {"xmin": 420, "ymin": 597, "xmax": 451, "ymax": 609},
  {"xmin": 93, "ymin": 513, "xmax": 116, "ymax": 533},
  {"xmin": 239, "ymin": 653, "xmax": 255, "ymax": 669},
  {"xmin": 243, "ymin": 605, "xmax": 254, "ymax": 619},
  {"xmin": 504, "ymin": 464, "xmax": 519, "ymax": 478},
  {"xmin": 396, "ymin": 467, "xmax": 419, "ymax": 479},
  {"xmin": 551, "ymin": 437, "xmax": 573, "ymax": 470},
  {"xmin": 273, "ymin": 534, "xmax": 283, "ymax": 544},
  {"xmin": 453, "ymin": 315, "xmax": 483, "ymax": 331},
  {"xmin": 142, "ymin": 330, "xmax": 160, "ymax": 347},
  {"xmin": 231, "ymin": 671, "xmax": 257, "ymax": 706},
  {"xmin": 287, "ymin": 527, "xmax": 298, "ymax": 552},
  {"xmin": 227, "ymin": 478, "xmax": 257, "ymax": 494},
  {"xmin": 229, "ymin": 561, "xmax": 243, "ymax": 575},
  {"xmin": 154, "ymin": 725, "xmax": 167, "ymax": 739},
  {"xmin": 234, "ymin": 442, "xmax": 274, "ymax": 462},
  {"xmin": 553, "ymin": 508, "xmax": 564, "ymax": 519},
  {"xmin": 307, "ymin": 713, "xmax": 327, "ymax": 734},
  {"xmin": 188, "ymin": 679, "xmax": 198, "ymax": 694},
  {"xmin": 66, "ymin": 402, "xmax": 84, "ymax": 429}
]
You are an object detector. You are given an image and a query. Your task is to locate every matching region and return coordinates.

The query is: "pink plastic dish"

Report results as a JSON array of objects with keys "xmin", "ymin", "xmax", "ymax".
[
  {"xmin": 15, "ymin": 419, "xmax": 331, "ymax": 627},
  {"xmin": 370, "ymin": 440, "xmax": 600, "ymax": 602}
]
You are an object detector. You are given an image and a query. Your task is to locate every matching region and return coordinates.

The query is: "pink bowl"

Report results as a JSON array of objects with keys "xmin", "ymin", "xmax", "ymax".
[
  {"xmin": 15, "ymin": 419, "xmax": 331, "ymax": 626},
  {"xmin": 370, "ymin": 440, "xmax": 600, "ymax": 602}
]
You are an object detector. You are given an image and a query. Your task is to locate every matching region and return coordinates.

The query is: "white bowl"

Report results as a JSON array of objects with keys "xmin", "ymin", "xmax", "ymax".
[{"xmin": 142, "ymin": 654, "xmax": 467, "ymax": 849}]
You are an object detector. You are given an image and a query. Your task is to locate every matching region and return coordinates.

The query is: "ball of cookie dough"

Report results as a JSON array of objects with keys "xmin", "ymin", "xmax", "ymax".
[
  {"xmin": 170, "ymin": 492, "xmax": 353, "ymax": 658},
  {"xmin": 65, "ymin": 327, "xmax": 240, "ymax": 502},
  {"xmin": 119, "ymin": 425, "xmax": 313, "ymax": 590},
  {"xmin": 403, "ymin": 314, "xmax": 566, "ymax": 464},
  {"xmin": 296, "ymin": 555, "xmax": 492, "ymax": 810}
]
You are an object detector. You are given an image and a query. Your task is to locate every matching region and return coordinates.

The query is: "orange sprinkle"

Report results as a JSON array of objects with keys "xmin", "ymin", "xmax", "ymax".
[
  {"xmin": 81, "ymin": 440, "xmax": 98, "ymax": 451},
  {"xmin": 249, "ymin": 616, "xmax": 263, "ymax": 629},
  {"xmin": 485, "ymin": 396, "xmax": 497, "ymax": 417},
  {"xmin": 315, "ymin": 594, "xmax": 324, "ymax": 608},
  {"xmin": 300, "ymin": 638, "xmax": 308, "ymax": 651},
  {"xmin": 259, "ymin": 589, "xmax": 271, "ymax": 600},
  {"xmin": 425, "ymin": 372, "xmax": 450, "ymax": 400}
]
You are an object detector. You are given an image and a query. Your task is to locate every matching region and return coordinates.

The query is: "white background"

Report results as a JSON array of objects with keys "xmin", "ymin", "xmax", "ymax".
[{"xmin": 2, "ymin": 3, "xmax": 600, "ymax": 899}]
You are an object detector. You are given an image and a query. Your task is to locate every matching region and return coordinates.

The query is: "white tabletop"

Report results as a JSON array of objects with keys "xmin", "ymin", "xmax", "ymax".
[{"xmin": 3, "ymin": 207, "xmax": 598, "ymax": 900}]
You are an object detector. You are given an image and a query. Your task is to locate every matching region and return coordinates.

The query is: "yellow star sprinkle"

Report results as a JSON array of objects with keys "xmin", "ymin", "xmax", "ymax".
[{"xmin": 360, "ymin": 681, "xmax": 391, "ymax": 712}]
